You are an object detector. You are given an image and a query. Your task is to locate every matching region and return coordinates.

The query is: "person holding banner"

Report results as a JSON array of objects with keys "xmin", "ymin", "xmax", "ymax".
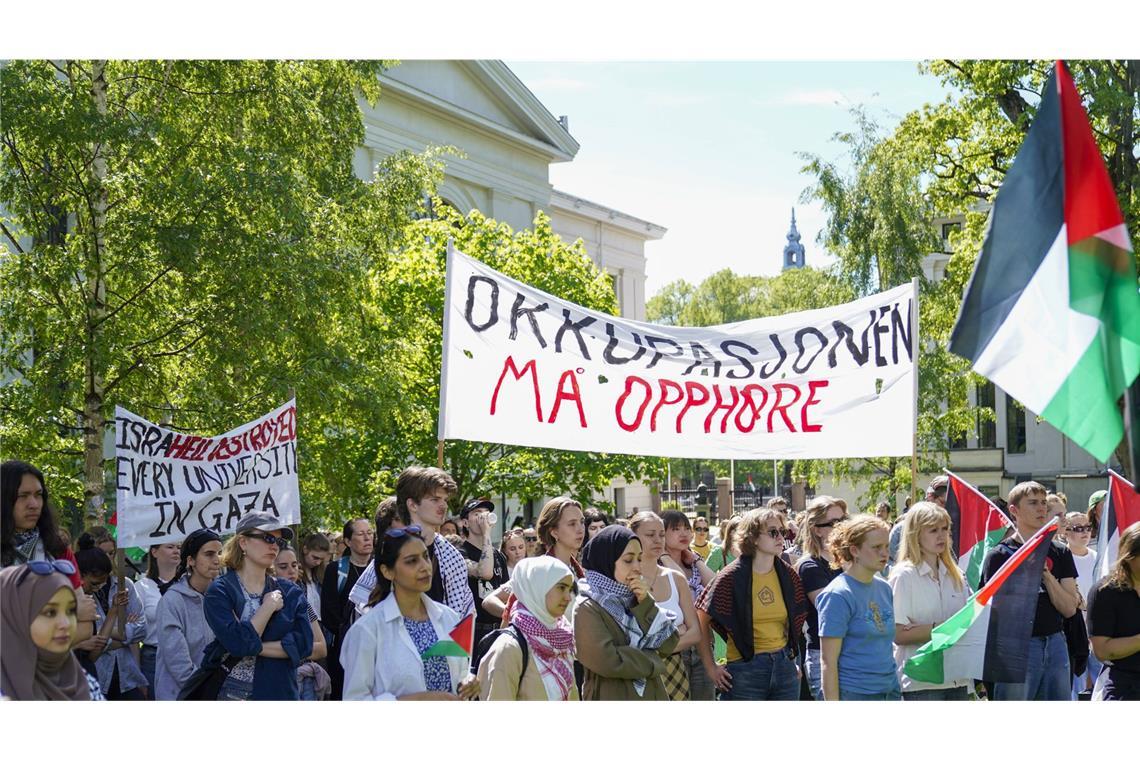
[
  {"xmin": 75, "ymin": 546, "xmax": 148, "ymax": 699},
  {"xmin": 339, "ymin": 525, "xmax": 480, "ymax": 700},
  {"xmin": 981, "ymin": 482, "xmax": 1080, "ymax": 701},
  {"xmin": 204, "ymin": 511, "xmax": 313, "ymax": 700},
  {"xmin": 795, "ymin": 496, "xmax": 848, "ymax": 701},
  {"xmin": 817, "ymin": 515, "xmax": 899, "ymax": 701},
  {"xmin": 575, "ymin": 525, "xmax": 679, "ymax": 700},
  {"xmin": 478, "ymin": 556, "xmax": 579, "ymax": 700},
  {"xmin": 887, "ymin": 502, "xmax": 971, "ymax": 700},
  {"xmin": 1086, "ymin": 522, "xmax": 1140, "ymax": 701},
  {"xmin": 695, "ymin": 507, "xmax": 807, "ymax": 701},
  {"xmin": 154, "ymin": 528, "xmax": 222, "ymax": 701}
]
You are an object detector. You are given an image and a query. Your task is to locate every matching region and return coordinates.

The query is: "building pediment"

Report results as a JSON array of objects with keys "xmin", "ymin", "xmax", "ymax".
[{"xmin": 377, "ymin": 60, "xmax": 579, "ymax": 163}]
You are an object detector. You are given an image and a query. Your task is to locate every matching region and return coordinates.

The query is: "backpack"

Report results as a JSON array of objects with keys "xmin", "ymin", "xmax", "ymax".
[
  {"xmin": 469, "ymin": 624, "xmax": 529, "ymax": 692},
  {"xmin": 335, "ymin": 556, "xmax": 351, "ymax": 593}
]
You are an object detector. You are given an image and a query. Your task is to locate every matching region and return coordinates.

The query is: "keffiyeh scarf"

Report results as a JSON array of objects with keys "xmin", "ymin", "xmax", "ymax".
[
  {"xmin": 511, "ymin": 602, "xmax": 576, "ymax": 700},
  {"xmin": 583, "ymin": 569, "xmax": 677, "ymax": 696}
]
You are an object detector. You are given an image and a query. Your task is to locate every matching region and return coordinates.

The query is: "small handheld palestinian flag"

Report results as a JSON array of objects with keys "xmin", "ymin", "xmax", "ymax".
[
  {"xmin": 421, "ymin": 613, "xmax": 474, "ymax": 659},
  {"xmin": 949, "ymin": 61, "xmax": 1140, "ymax": 465},
  {"xmin": 1092, "ymin": 470, "xmax": 1140, "ymax": 584},
  {"xmin": 943, "ymin": 470, "xmax": 1013, "ymax": 591},
  {"xmin": 904, "ymin": 517, "xmax": 1058, "ymax": 686}
]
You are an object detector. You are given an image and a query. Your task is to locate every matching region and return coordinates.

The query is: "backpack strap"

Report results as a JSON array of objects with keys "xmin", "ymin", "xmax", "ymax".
[
  {"xmin": 336, "ymin": 556, "xmax": 351, "ymax": 593},
  {"xmin": 507, "ymin": 624, "xmax": 529, "ymax": 692}
]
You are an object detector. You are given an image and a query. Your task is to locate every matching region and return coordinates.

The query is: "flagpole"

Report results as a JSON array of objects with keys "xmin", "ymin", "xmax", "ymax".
[
  {"xmin": 910, "ymin": 276, "xmax": 921, "ymax": 506},
  {"xmin": 1124, "ymin": 379, "xmax": 1140, "ymax": 494},
  {"xmin": 437, "ymin": 238, "xmax": 458, "ymax": 472},
  {"xmin": 943, "ymin": 468, "xmax": 1013, "ymax": 527}
]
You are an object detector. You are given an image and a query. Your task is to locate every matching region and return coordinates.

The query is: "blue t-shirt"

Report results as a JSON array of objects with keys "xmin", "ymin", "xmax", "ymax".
[{"xmin": 817, "ymin": 573, "xmax": 899, "ymax": 696}]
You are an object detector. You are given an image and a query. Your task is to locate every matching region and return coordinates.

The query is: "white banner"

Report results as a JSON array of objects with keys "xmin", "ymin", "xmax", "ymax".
[
  {"xmin": 114, "ymin": 399, "xmax": 300, "ymax": 548},
  {"xmin": 439, "ymin": 245, "xmax": 917, "ymax": 461}
]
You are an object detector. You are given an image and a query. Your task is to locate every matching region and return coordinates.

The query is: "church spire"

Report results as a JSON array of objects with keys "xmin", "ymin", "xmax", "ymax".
[{"xmin": 783, "ymin": 207, "xmax": 805, "ymax": 270}]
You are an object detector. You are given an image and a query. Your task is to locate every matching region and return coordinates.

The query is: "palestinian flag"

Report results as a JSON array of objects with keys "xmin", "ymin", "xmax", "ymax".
[
  {"xmin": 944, "ymin": 470, "xmax": 1013, "ymax": 591},
  {"xmin": 421, "ymin": 613, "xmax": 474, "ymax": 659},
  {"xmin": 949, "ymin": 61, "xmax": 1140, "ymax": 464},
  {"xmin": 904, "ymin": 519, "xmax": 1058, "ymax": 686},
  {"xmin": 1092, "ymin": 470, "xmax": 1140, "ymax": 583}
]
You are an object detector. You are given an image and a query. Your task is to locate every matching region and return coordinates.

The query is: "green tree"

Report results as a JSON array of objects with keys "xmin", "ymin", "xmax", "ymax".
[
  {"xmin": 0, "ymin": 60, "xmax": 442, "ymax": 526},
  {"xmin": 357, "ymin": 206, "xmax": 661, "ymax": 516}
]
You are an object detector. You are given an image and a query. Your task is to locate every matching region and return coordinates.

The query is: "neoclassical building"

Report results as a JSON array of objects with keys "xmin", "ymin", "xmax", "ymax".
[
  {"xmin": 356, "ymin": 60, "xmax": 665, "ymax": 322},
  {"xmin": 359, "ymin": 60, "xmax": 666, "ymax": 517}
]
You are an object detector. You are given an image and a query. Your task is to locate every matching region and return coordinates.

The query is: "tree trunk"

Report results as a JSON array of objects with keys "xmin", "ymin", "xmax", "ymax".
[{"xmin": 82, "ymin": 60, "xmax": 110, "ymax": 528}]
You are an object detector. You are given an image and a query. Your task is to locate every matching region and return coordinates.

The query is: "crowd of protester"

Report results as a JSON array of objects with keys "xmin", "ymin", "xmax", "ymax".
[{"xmin": 3, "ymin": 457, "xmax": 1138, "ymax": 701}]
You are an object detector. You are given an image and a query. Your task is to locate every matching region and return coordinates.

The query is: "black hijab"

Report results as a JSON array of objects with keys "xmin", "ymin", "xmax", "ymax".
[{"xmin": 580, "ymin": 525, "xmax": 637, "ymax": 581}]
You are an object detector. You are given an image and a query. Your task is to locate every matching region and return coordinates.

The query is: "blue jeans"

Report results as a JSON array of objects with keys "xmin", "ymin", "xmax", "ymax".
[
  {"xmin": 902, "ymin": 686, "xmax": 970, "ymax": 701},
  {"xmin": 805, "ymin": 648, "xmax": 824, "ymax": 701},
  {"xmin": 721, "ymin": 648, "xmax": 800, "ymax": 701},
  {"xmin": 992, "ymin": 632, "xmax": 1071, "ymax": 701},
  {"xmin": 218, "ymin": 676, "xmax": 254, "ymax": 701},
  {"xmin": 140, "ymin": 644, "xmax": 157, "ymax": 700},
  {"xmin": 840, "ymin": 688, "xmax": 901, "ymax": 700}
]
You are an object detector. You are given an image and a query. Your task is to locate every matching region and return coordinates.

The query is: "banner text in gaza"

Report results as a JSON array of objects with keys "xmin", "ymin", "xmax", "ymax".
[
  {"xmin": 115, "ymin": 405, "xmax": 297, "ymax": 461},
  {"xmin": 463, "ymin": 275, "xmax": 915, "ymax": 376}
]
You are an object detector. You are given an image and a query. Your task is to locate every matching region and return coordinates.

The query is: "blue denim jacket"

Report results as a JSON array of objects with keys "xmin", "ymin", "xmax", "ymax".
[{"xmin": 204, "ymin": 571, "xmax": 313, "ymax": 700}]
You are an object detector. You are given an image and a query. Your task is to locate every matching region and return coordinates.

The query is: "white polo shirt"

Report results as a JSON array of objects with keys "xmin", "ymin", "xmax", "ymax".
[{"xmin": 888, "ymin": 560, "xmax": 972, "ymax": 692}]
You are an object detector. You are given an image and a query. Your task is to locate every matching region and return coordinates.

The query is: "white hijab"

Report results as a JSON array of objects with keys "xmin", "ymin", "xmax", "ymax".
[{"xmin": 511, "ymin": 556, "xmax": 573, "ymax": 627}]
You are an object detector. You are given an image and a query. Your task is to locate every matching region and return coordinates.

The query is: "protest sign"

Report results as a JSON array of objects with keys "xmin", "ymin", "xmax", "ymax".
[
  {"xmin": 439, "ymin": 244, "xmax": 916, "ymax": 460},
  {"xmin": 114, "ymin": 399, "xmax": 300, "ymax": 548}
]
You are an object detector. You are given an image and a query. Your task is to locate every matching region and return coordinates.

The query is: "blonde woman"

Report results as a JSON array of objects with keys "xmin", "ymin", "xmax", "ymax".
[
  {"xmin": 817, "ymin": 514, "xmax": 898, "ymax": 700},
  {"xmin": 1086, "ymin": 522, "xmax": 1140, "ymax": 700},
  {"xmin": 887, "ymin": 502, "xmax": 971, "ymax": 700},
  {"xmin": 795, "ymin": 496, "xmax": 848, "ymax": 700}
]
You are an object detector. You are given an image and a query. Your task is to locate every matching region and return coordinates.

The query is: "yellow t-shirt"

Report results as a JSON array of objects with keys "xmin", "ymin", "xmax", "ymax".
[
  {"xmin": 725, "ymin": 569, "xmax": 788, "ymax": 662},
  {"xmin": 691, "ymin": 541, "xmax": 711, "ymax": 561}
]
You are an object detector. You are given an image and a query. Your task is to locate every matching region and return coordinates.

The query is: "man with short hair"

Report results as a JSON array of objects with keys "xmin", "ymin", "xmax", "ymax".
[
  {"xmin": 522, "ymin": 526, "xmax": 542, "ymax": 557},
  {"xmin": 394, "ymin": 465, "xmax": 474, "ymax": 617},
  {"xmin": 458, "ymin": 498, "xmax": 508, "ymax": 645},
  {"xmin": 981, "ymin": 481, "xmax": 1080, "ymax": 701}
]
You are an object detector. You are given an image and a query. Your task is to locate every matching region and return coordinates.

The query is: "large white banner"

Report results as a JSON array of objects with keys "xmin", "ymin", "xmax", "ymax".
[
  {"xmin": 439, "ymin": 245, "xmax": 917, "ymax": 460},
  {"xmin": 114, "ymin": 399, "xmax": 300, "ymax": 547}
]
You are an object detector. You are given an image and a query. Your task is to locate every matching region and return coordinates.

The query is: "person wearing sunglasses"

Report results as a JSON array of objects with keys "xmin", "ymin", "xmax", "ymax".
[
  {"xmin": 690, "ymin": 516, "xmax": 712, "ymax": 561},
  {"xmin": 523, "ymin": 527, "xmax": 542, "ymax": 557},
  {"xmin": 695, "ymin": 507, "xmax": 807, "ymax": 700},
  {"xmin": 1065, "ymin": 510, "xmax": 1100, "ymax": 697},
  {"xmin": 340, "ymin": 525, "xmax": 480, "ymax": 700},
  {"xmin": 794, "ymin": 495, "xmax": 848, "ymax": 700},
  {"xmin": 204, "ymin": 511, "xmax": 313, "ymax": 700},
  {"xmin": 0, "ymin": 560, "xmax": 105, "ymax": 700}
]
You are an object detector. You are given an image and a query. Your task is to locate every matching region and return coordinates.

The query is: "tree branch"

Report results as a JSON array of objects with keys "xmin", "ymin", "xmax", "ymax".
[{"xmin": 95, "ymin": 265, "xmax": 174, "ymax": 327}]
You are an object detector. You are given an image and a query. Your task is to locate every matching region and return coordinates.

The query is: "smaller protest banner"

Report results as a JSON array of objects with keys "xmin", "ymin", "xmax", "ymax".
[{"xmin": 114, "ymin": 399, "xmax": 300, "ymax": 548}]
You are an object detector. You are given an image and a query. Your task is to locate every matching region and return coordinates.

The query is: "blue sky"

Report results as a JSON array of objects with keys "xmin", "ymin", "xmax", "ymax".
[{"xmin": 507, "ymin": 62, "xmax": 956, "ymax": 296}]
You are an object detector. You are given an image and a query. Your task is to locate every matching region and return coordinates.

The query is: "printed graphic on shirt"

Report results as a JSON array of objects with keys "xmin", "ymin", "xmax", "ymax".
[
  {"xmin": 868, "ymin": 601, "xmax": 885, "ymax": 633},
  {"xmin": 758, "ymin": 586, "xmax": 776, "ymax": 606}
]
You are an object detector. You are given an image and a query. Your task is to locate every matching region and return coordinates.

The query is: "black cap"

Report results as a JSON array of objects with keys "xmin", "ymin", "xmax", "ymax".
[
  {"xmin": 461, "ymin": 498, "xmax": 495, "ymax": 519},
  {"xmin": 180, "ymin": 528, "xmax": 221, "ymax": 564}
]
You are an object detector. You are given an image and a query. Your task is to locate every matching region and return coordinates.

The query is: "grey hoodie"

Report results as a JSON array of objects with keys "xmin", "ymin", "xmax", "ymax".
[{"xmin": 154, "ymin": 576, "xmax": 216, "ymax": 701}]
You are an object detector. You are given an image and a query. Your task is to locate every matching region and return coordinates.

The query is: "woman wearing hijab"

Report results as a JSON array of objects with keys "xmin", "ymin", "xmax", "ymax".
[
  {"xmin": 1, "ymin": 561, "xmax": 103, "ymax": 700},
  {"xmin": 478, "ymin": 556, "xmax": 578, "ymax": 700},
  {"xmin": 574, "ymin": 524, "xmax": 679, "ymax": 700}
]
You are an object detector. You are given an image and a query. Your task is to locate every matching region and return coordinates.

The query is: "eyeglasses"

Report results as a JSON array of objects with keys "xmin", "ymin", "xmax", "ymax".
[
  {"xmin": 384, "ymin": 525, "xmax": 423, "ymax": 539},
  {"xmin": 17, "ymin": 559, "xmax": 76, "ymax": 586},
  {"xmin": 1066, "ymin": 525, "xmax": 1091, "ymax": 534},
  {"xmin": 816, "ymin": 517, "xmax": 847, "ymax": 529},
  {"xmin": 245, "ymin": 532, "xmax": 287, "ymax": 549}
]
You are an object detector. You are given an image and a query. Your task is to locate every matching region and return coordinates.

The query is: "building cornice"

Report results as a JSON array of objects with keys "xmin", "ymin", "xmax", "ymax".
[
  {"xmin": 550, "ymin": 190, "xmax": 667, "ymax": 241},
  {"xmin": 465, "ymin": 61, "xmax": 581, "ymax": 160}
]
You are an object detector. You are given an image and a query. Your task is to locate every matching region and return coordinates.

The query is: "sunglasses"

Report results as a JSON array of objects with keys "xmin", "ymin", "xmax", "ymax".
[
  {"xmin": 694, "ymin": 527, "xmax": 709, "ymax": 533},
  {"xmin": 524, "ymin": 536, "xmax": 539, "ymax": 543},
  {"xmin": 245, "ymin": 531, "xmax": 287, "ymax": 549},
  {"xmin": 1066, "ymin": 525, "xmax": 1091, "ymax": 534},
  {"xmin": 384, "ymin": 525, "xmax": 423, "ymax": 539},
  {"xmin": 18, "ymin": 559, "xmax": 76, "ymax": 585},
  {"xmin": 816, "ymin": 517, "xmax": 848, "ymax": 529}
]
